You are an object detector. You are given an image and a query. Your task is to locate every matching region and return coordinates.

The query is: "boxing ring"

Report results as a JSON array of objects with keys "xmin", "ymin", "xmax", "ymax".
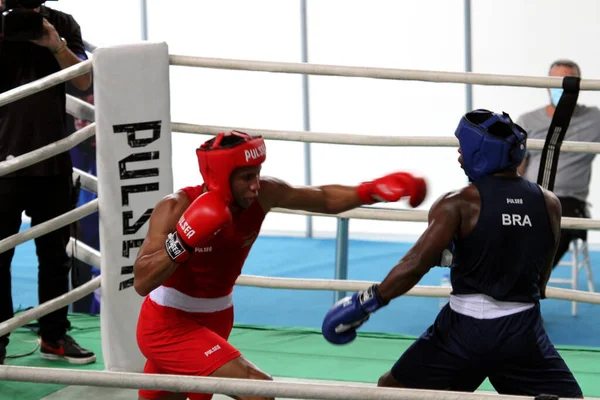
[{"xmin": 1, "ymin": 41, "xmax": 600, "ymax": 400}]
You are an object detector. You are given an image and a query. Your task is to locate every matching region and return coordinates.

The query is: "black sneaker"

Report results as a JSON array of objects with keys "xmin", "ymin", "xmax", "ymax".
[
  {"xmin": 0, "ymin": 343, "xmax": 5, "ymax": 365},
  {"xmin": 40, "ymin": 334, "xmax": 96, "ymax": 365}
]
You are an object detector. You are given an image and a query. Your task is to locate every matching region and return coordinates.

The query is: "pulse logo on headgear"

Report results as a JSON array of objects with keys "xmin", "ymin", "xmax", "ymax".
[
  {"xmin": 196, "ymin": 131, "xmax": 267, "ymax": 204},
  {"xmin": 244, "ymin": 144, "xmax": 266, "ymax": 162}
]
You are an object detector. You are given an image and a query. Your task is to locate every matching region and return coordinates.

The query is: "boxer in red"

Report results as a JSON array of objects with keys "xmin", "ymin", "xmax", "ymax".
[{"xmin": 133, "ymin": 130, "xmax": 427, "ymax": 400}]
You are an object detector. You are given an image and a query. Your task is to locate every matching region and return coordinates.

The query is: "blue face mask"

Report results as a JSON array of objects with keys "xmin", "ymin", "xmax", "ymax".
[{"xmin": 550, "ymin": 88, "xmax": 563, "ymax": 106}]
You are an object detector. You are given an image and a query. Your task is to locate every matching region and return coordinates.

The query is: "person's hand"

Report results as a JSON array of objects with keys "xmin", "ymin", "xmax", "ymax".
[{"xmin": 30, "ymin": 18, "xmax": 65, "ymax": 53}]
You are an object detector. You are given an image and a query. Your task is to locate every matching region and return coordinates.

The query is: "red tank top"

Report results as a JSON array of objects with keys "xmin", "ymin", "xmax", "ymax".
[{"xmin": 162, "ymin": 185, "xmax": 266, "ymax": 298}]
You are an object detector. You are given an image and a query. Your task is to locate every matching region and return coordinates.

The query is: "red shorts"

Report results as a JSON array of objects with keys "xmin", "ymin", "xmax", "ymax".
[{"xmin": 136, "ymin": 296, "xmax": 241, "ymax": 400}]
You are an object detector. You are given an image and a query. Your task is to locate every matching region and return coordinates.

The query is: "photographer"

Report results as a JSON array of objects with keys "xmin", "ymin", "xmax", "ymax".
[{"xmin": 0, "ymin": 0, "xmax": 94, "ymax": 365}]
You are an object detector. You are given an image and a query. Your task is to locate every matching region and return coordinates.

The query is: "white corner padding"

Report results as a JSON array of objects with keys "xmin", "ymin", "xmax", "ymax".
[{"xmin": 94, "ymin": 41, "xmax": 174, "ymax": 372}]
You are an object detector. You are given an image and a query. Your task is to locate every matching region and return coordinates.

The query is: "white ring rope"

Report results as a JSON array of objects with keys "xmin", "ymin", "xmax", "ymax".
[
  {"xmin": 66, "ymin": 237, "xmax": 101, "ymax": 270},
  {"xmin": 0, "ymin": 123, "xmax": 96, "ymax": 177},
  {"xmin": 66, "ymin": 93, "xmax": 95, "ymax": 122},
  {"xmin": 172, "ymin": 122, "xmax": 600, "ymax": 154},
  {"xmin": 0, "ymin": 60, "xmax": 92, "ymax": 108},
  {"xmin": 67, "ymin": 159, "xmax": 599, "ymax": 231},
  {"xmin": 83, "ymin": 39, "xmax": 97, "ymax": 52},
  {"xmin": 272, "ymin": 207, "xmax": 600, "ymax": 231},
  {"xmin": 73, "ymin": 167, "xmax": 98, "ymax": 194},
  {"xmin": 0, "ymin": 199, "xmax": 98, "ymax": 255},
  {"xmin": 235, "ymin": 275, "xmax": 600, "ymax": 305},
  {"xmin": 0, "ymin": 366, "xmax": 593, "ymax": 400},
  {"xmin": 169, "ymin": 54, "xmax": 600, "ymax": 90}
]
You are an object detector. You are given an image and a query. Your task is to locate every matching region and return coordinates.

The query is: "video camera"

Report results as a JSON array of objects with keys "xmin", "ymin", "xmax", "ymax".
[{"xmin": 0, "ymin": 0, "xmax": 58, "ymax": 41}]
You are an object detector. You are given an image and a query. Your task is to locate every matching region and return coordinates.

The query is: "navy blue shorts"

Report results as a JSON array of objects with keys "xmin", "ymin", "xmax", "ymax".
[{"xmin": 391, "ymin": 303, "xmax": 582, "ymax": 398}]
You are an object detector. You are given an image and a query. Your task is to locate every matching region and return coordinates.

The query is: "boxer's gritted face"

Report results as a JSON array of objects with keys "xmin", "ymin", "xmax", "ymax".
[{"xmin": 230, "ymin": 165, "xmax": 262, "ymax": 209}]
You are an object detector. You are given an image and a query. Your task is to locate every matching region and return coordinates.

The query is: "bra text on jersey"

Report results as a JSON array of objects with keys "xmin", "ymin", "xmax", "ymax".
[{"xmin": 502, "ymin": 213, "xmax": 532, "ymax": 227}]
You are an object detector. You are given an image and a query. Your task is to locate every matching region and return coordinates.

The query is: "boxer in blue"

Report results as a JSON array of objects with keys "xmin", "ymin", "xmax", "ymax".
[{"xmin": 322, "ymin": 109, "xmax": 583, "ymax": 398}]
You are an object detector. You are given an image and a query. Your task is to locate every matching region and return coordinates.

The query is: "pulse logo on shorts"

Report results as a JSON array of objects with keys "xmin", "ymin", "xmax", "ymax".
[{"xmin": 204, "ymin": 344, "xmax": 221, "ymax": 357}]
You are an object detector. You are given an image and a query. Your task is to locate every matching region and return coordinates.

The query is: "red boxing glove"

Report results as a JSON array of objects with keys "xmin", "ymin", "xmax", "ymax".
[
  {"xmin": 357, "ymin": 172, "xmax": 427, "ymax": 208},
  {"xmin": 165, "ymin": 191, "xmax": 232, "ymax": 263}
]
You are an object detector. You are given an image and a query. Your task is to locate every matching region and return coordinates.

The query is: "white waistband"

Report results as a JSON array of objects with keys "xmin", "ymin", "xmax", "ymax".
[
  {"xmin": 449, "ymin": 293, "xmax": 534, "ymax": 319},
  {"xmin": 149, "ymin": 286, "xmax": 233, "ymax": 313}
]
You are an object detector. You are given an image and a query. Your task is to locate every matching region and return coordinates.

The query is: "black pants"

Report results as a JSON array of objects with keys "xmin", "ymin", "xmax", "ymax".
[
  {"xmin": 0, "ymin": 175, "xmax": 75, "ymax": 346},
  {"xmin": 552, "ymin": 197, "xmax": 589, "ymax": 269}
]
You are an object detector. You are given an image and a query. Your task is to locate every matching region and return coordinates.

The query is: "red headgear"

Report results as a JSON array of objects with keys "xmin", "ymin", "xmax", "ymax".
[{"xmin": 196, "ymin": 131, "xmax": 266, "ymax": 204}]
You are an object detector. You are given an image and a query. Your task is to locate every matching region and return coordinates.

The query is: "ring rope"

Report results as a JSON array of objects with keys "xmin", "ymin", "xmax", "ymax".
[
  {"xmin": 83, "ymin": 39, "xmax": 97, "ymax": 52},
  {"xmin": 0, "ymin": 200, "xmax": 98, "ymax": 255},
  {"xmin": 66, "ymin": 168, "xmax": 600, "ymax": 231},
  {"xmin": 271, "ymin": 207, "xmax": 600, "ymax": 231},
  {"xmin": 172, "ymin": 122, "xmax": 600, "ymax": 154},
  {"xmin": 0, "ymin": 60, "xmax": 92, "ymax": 108},
  {"xmin": 0, "ymin": 365, "xmax": 593, "ymax": 400},
  {"xmin": 235, "ymin": 275, "xmax": 600, "ymax": 305},
  {"xmin": 73, "ymin": 167, "xmax": 98, "ymax": 194},
  {"xmin": 65, "ymin": 237, "xmax": 101, "ymax": 270},
  {"xmin": 66, "ymin": 93, "xmax": 95, "ymax": 122},
  {"xmin": 0, "ymin": 123, "xmax": 95, "ymax": 177},
  {"xmin": 65, "ymin": 240, "xmax": 600, "ymax": 307},
  {"xmin": 168, "ymin": 54, "xmax": 600, "ymax": 90}
]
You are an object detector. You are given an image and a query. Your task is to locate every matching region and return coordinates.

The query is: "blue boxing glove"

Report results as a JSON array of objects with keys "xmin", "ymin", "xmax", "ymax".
[{"xmin": 322, "ymin": 284, "xmax": 388, "ymax": 345}]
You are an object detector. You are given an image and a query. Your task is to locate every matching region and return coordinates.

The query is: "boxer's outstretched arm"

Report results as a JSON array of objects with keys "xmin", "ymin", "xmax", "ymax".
[
  {"xmin": 133, "ymin": 191, "xmax": 190, "ymax": 297},
  {"xmin": 258, "ymin": 177, "xmax": 362, "ymax": 215},
  {"xmin": 258, "ymin": 172, "xmax": 426, "ymax": 214},
  {"xmin": 376, "ymin": 193, "xmax": 461, "ymax": 302}
]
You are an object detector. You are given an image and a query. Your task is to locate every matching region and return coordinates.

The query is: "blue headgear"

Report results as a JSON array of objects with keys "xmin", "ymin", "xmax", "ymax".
[{"xmin": 455, "ymin": 109, "xmax": 527, "ymax": 181}]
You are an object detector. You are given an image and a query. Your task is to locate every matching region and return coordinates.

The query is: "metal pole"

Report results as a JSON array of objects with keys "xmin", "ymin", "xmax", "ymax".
[
  {"xmin": 300, "ymin": 0, "xmax": 313, "ymax": 238},
  {"xmin": 334, "ymin": 218, "xmax": 349, "ymax": 302},
  {"xmin": 140, "ymin": 0, "xmax": 149, "ymax": 41},
  {"xmin": 464, "ymin": 0, "xmax": 473, "ymax": 112}
]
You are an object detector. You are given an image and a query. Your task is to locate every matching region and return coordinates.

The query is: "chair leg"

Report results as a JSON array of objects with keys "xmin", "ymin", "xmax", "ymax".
[
  {"xmin": 571, "ymin": 241, "xmax": 579, "ymax": 316},
  {"xmin": 583, "ymin": 241, "xmax": 595, "ymax": 292}
]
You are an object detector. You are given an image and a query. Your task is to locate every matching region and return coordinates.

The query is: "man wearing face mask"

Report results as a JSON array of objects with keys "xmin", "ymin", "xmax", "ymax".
[{"xmin": 517, "ymin": 59, "xmax": 600, "ymax": 270}]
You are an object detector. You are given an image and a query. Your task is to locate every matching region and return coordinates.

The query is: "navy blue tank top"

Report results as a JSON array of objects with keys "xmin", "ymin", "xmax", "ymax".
[{"xmin": 450, "ymin": 175, "xmax": 554, "ymax": 303}]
